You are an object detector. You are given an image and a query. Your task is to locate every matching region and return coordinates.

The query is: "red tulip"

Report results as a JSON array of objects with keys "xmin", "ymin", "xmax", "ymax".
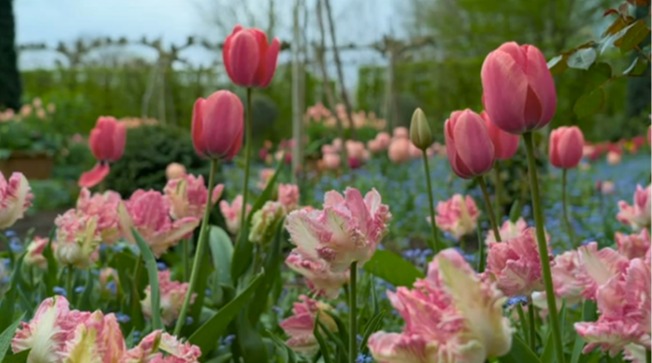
[
  {"xmin": 191, "ymin": 90, "xmax": 244, "ymax": 160},
  {"xmin": 223, "ymin": 25, "xmax": 280, "ymax": 88},
  {"xmin": 481, "ymin": 42, "xmax": 557, "ymax": 134},
  {"xmin": 549, "ymin": 126, "xmax": 584, "ymax": 169},
  {"xmin": 445, "ymin": 109, "xmax": 495, "ymax": 179},
  {"xmin": 481, "ymin": 111, "xmax": 519, "ymax": 160},
  {"xmin": 78, "ymin": 116, "xmax": 126, "ymax": 188}
]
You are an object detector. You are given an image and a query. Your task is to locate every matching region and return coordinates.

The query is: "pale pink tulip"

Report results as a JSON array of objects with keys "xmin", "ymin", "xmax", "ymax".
[
  {"xmin": 279, "ymin": 295, "xmax": 337, "ymax": 354},
  {"xmin": 124, "ymin": 330, "xmax": 201, "ymax": 362},
  {"xmin": 278, "ymin": 183, "xmax": 300, "ymax": 211},
  {"xmin": 0, "ymin": 172, "xmax": 33, "ymax": 229},
  {"xmin": 485, "ymin": 218, "xmax": 528, "ymax": 245},
  {"xmin": 249, "ymin": 201, "xmax": 286, "ymax": 244},
  {"xmin": 578, "ymin": 242, "xmax": 630, "ymax": 300},
  {"xmin": 388, "ymin": 138, "xmax": 411, "ymax": 163},
  {"xmin": 393, "ymin": 127, "xmax": 409, "ymax": 139},
  {"xmin": 616, "ymin": 229, "xmax": 650, "ymax": 260},
  {"xmin": 164, "ymin": 174, "xmax": 224, "ymax": 220},
  {"xmin": 62, "ymin": 311, "xmax": 126, "ymax": 362},
  {"xmin": 142, "ymin": 271, "xmax": 195, "ymax": 326},
  {"xmin": 165, "ymin": 163, "xmax": 187, "ymax": 180},
  {"xmin": 617, "ymin": 184, "xmax": 651, "ymax": 230},
  {"xmin": 76, "ymin": 188, "xmax": 122, "ymax": 244},
  {"xmin": 257, "ymin": 168, "xmax": 275, "ymax": 190},
  {"xmin": 322, "ymin": 152, "xmax": 341, "ymax": 170},
  {"xmin": 285, "ymin": 251, "xmax": 349, "ymax": 299},
  {"xmin": 24, "ymin": 237, "xmax": 48, "ymax": 269},
  {"xmin": 435, "ymin": 194, "xmax": 480, "ymax": 240},
  {"xmin": 54, "ymin": 209, "xmax": 100, "ymax": 268},
  {"xmin": 219, "ymin": 195, "xmax": 252, "ymax": 234}
]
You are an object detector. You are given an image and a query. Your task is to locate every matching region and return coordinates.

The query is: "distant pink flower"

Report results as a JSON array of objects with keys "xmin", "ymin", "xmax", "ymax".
[
  {"xmin": 119, "ymin": 190, "xmax": 200, "ymax": 257},
  {"xmin": 606, "ymin": 150, "xmax": 622, "ymax": 165},
  {"xmin": 54, "ymin": 209, "xmax": 101, "ymax": 268},
  {"xmin": 617, "ymin": 184, "xmax": 651, "ymax": 230},
  {"xmin": 574, "ymin": 257, "xmax": 650, "ymax": 357},
  {"xmin": 285, "ymin": 188, "xmax": 391, "ymax": 272},
  {"xmin": 435, "ymin": 194, "xmax": 480, "ymax": 240},
  {"xmin": 616, "ymin": 229, "xmax": 650, "ymax": 260},
  {"xmin": 388, "ymin": 138, "xmax": 411, "ymax": 163},
  {"xmin": 76, "ymin": 188, "xmax": 122, "ymax": 244},
  {"xmin": 375, "ymin": 132, "xmax": 391, "ymax": 150},
  {"xmin": 24, "ymin": 236, "xmax": 48, "ymax": 269},
  {"xmin": 368, "ymin": 249, "xmax": 512, "ymax": 363},
  {"xmin": 485, "ymin": 218, "xmax": 528, "ymax": 244},
  {"xmin": 257, "ymin": 168, "xmax": 275, "ymax": 190},
  {"xmin": 321, "ymin": 152, "xmax": 341, "ymax": 170},
  {"xmin": 219, "ymin": 195, "xmax": 252, "ymax": 234},
  {"xmin": 393, "ymin": 127, "xmax": 409, "ymax": 139},
  {"xmin": 164, "ymin": 174, "xmax": 224, "ymax": 220},
  {"xmin": 165, "ymin": 163, "xmax": 187, "ymax": 180},
  {"xmin": 142, "ymin": 271, "xmax": 195, "ymax": 326},
  {"xmin": 279, "ymin": 295, "xmax": 337, "ymax": 354},
  {"xmin": 485, "ymin": 228, "xmax": 545, "ymax": 296},
  {"xmin": 285, "ymin": 251, "xmax": 349, "ymax": 299},
  {"xmin": 78, "ymin": 116, "xmax": 127, "ymax": 188},
  {"xmin": 124, "ymin": 330, "xmax": 201, "ymax": 362},
  {"xmin": 278, "ymin": 183, "xmax": 300, "ymax": 211},
  {"xmin": 596, "ymin": 180, "xmax": 615, "ymax": 195},
  {"xmin": 0, "ymin": 172, "xmax": 33, "ymax": 229}
]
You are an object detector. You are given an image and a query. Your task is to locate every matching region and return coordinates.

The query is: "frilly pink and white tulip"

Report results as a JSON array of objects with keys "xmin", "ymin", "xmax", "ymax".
[
  {"xmin": 164, "ymin": 174, "xmax": 224, "ymax": 220},
  {"xmin": 485, "ymin": 217, "xmax": 528, "ymax": 245},
  {"xmin": 123, "ymin": 330, "xmax": 201, "ymax": 362},
  {"xmin": 485, "ymin": 228, "xmax": 546, "ymax": 296},
  {"xmin": 54, "ymin": 210, "xmax": 100, "ymax": 268},
  {"xmin": 142, "ymin": 271, "xmax": 195, "ymax": 326},
  {"xmin": 24, "ymin": 236, "xmax": 48, "ymax": 269},
  {"xmin": 285, "ymin": 251, "xmax": 349, "ymax": 299},
  {"xmin": 617, "ymin": 184, "xmax": 651, "ymax": 231},
  {"xmin": 285, "ymin": 187, "xmax": 391, "ymax": 272},
  {"xmin": 119, "ymin": 190, "xmax": 200, "ymax": 257},
  {"xmin": 0, "ymin": 171, "xmax": 33, "ymax": 229},
  {"xmin": 434, "ymin": 194, "xmax": 480, "ymax": 240},
  {"xmin": 76, "ymin": 188, "xmax": 122, "ymax": 244},
  {"xmin": 249, "ymin": 201, "xmax": 286, "ymax": 244},
  {"xmin": 279, "ymin": 295, "xmax": 337, "ymax": 354},
  {"xmin": 368, "ymin": 249, "xmax": 513, "ymax": 363},
  {"xmin": 219, "ymin": 195, "xmax": 252, "ymax": 234},
  {"xmin": 278, "ymin": 183, "xmax": 300, "ymax": 211},
  {"xmin": 62, "ymin": 311, "xmax": 126, "ymax": 362},
  {"xmin": 577, "ymin": 242, "xmax": 630, "ymax": 300},
  {"xmin": 257, "ymin": 168, "xmax": 275, "ymax": 190},
  {"xmin": 616, "ymin": 229, "xmax": 650, "ymax": 260}
]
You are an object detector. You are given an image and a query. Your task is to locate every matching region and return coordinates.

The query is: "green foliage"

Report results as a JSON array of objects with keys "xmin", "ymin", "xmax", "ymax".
[
  {"xmin": 363, "ymin": 250, "xmax": 424, "ymax": 287},
  {"xmin": 104, "ymin": 124, "xmax": 206, "ymax": 197}
]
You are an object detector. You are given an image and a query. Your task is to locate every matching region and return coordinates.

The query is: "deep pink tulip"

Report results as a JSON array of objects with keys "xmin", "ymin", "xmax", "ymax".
[
  {"xmin": 191, "ymin": 90, "xmax": 244, "ymax": 160},
  {"xmin": 78, "ymin": 116, "xmax": 126, "ymax": 188},
  {"xmin": 481, "ymin": 111, "xmax": 519, "ymax": 160},
  {"xmin": 444, "ymin": 109, "xmax": 495, "ymax": 179},
  {"xmin": 549, "ymin": 126, "xmax": 585, "ymax": 169},
  {"xmin": 481, "ymin": 42, "xmax": 557, "ymax": 134},
  {"xmin": 223, "ymin": 25, "xmax": 280, "ymax": 88}
]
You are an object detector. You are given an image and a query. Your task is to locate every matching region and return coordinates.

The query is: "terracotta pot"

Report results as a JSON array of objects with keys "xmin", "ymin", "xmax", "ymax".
[{"xmin": 0, "ymin": 151, "xmax": 54, "ymax": 180}]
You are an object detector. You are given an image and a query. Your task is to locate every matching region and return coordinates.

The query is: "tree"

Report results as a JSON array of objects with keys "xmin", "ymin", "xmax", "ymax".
[{"xmin": 0, "ymin": 0, "xmax": 21, "ymax": 110}]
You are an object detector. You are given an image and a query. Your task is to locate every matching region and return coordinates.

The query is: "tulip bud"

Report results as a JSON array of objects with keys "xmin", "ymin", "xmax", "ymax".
[
  {"xmin": 481, "ymin": 42, "xmax": 557, "ymax": 134},
  {"xmin": 191, "ymin": 90, "xmax": 244, "ymax": 160},
  {"xmin": 444, "ymin": 109, "xmax": 495, "ymax": 179},
  {"xmin": 549, "ymin": 126, "xmax": 585, "ymax": 169},
  {"xmin": 409, "ymin": 108, "xmax": 433, "ymax": 151},
  {"xmin": 223, "ymin": 25, "xmax": 281, "ymax": 88}
]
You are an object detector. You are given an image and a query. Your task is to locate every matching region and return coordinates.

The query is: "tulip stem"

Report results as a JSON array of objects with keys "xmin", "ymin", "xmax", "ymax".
[
  {"xmin": 493, "ymin": 162, "xmax": 503, "ymax": 217},
  {"xmin": 174, "ymin": 159, "xmax": 218, "ymax": 336},
  {"xmin": 523, "ymin": 132, "xmax": 565, "ymax": 363},
  {"xmin": 237, "ymin": 87, "xmax": 253, "ymax": 246},
  {"xmin": 477, "ymin": 176, "xmax": 501, "ymax": 242},
  {"xmin": 182, "ymin": 239, "xmax": 190, "ymax": 281},
  {"xmin": 348, "ymin": 261, "xmax": 357, "ymax": 363},
  {"xmin": 421, "ymin": 150, "xmax": 442, "ymax": 254},
  {"xmin": 646, "ymin": 349, "xmax": 651, "ymax": 363},
  {"xmin": 561, "ymin": 169, "xmax": 576, "ymax": 247},
  {"xmin": 66, "ymin": 265, "xmax": 74, "ymax": 300},
  {"xmin": 527, "ymin": 296, "xmax": 536, "ymax": 351}
]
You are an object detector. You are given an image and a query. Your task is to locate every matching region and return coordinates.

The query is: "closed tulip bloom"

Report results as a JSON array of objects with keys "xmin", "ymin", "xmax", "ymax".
[
  {"xmin": 445, "ymin": 109, "xmax": 495, "ymax": 179},
  {"xmin": 549, "ymin": 126, "xmax": 585, "ymax": 169},
  {"xmin": 79, "ymin": 116, "xmax": 127, "ymax": 188},
  {"xmin": 192, "ymin": 90, "xmax": 244, "ymax": 160},
  {"xmin": 0, "ymin": 172, "xmax": 33, "ymax": 229},
  {"xmin": 223, "ymin": 25, "xmax": 280, "ymax": 88},
  {"xmin": 481, "ymin": 42, "xmax": 557, "ymax": 134},
  {"xmin": 481, "ymin": 111, "xmax": 519, "ymax": 160}
]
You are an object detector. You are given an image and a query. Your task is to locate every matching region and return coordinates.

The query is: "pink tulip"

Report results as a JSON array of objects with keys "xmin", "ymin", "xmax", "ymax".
[
  {"xmin": 481, "ymin": 42, "xmax": 557, "ymax": 134},
  {"xmin": 257, "ymin": 168, "xmax": 275, "ymax": 190},
  {"xmin": 278, "ymin": 183, "xmax": 300, "ymax": 211},
  {"xmin": 54, "ymin": 209, "xmax": 101, "ymax": 268},
  {"xmin": 368, "ymin": 249, "xmax": 513, "ymax": 363},
  {"xmin": 435, "ymin": 194, "xmax": 480, "ymax": 240},
  {"xmin": 76, "ymin": 188, "xmax": 122, "ymax": 244},
  {"xmin": 164, "ymin": 174, "xmax": 224, "ymax": 220},
  {"xmin": 64, "ymin": 311, "xmax": 126, "ymax": 362},
  {"xmin": 481, "ymin": 111, "xmax": 519, "ymax": 160},
  {"xmin": 124, "ymin": 330, "xmax": 201, "ymax": 362},
  {"xmin": 375, "ymin": 132, "xmax": 391, "ymax": 149},
  {"xmin": 191, "ymin": 90, "xmax": 244, "ymax": 160},
  {"xmin": 0, "ymin": 172, "xmax": 32, "ymax": 229},
  {"xmin": 24, "ymin": 237, "xmax": 48, "ymax": 269},
  {"xmin": 606, "ymin": 150, "xmax": 622, "ymax": 165},
  {"xmin": 392, "ymin": 127, "xmax": 408, "ymax": 139},
  {"xmin": 165, "ymin": 162, "xmax": 187, "ymax": 180},
  {"xmin": 119, "ymin": 190, "xmax": 200, "ymax": 257},
  {"xmin": 142, "ymin": 271, "xmax": 196, "ymax": 326},
  {"xmin": 577, "ymin": 242, "xmax": 629, "ymax": 300},
  {"xmin": 551, "ymin": 249, "xmax": 586, "ymax": 305},
  {"xmin": 219, "ymin": 195, "xmax": 252, "ymax": 234},
  {"xmin": 549, "ymin": 126, "xmax": 584, "ymax": 169},
  {"xmin": 485, "ymin": 217, "xmax": 528, "ymax": 245},
  {"xmin": 285, "ymin": 188, "xmax": 391, "ymax": 272},
  {"xmin": 222, "ymin": 25, "xmax": 280, "ymax": 88},
  {"xmin": 79, "ymin": 116, "xmax": 126, "ymax": 188},
  {"xmin": 617, "ymin": 184, "xmax": 651, "ymax": 230},
  {"xmin": 616, "ymin": 229, "xmax": 650, "ymax": 260},
  {"xmin": 387, "ymin": 138, "xmax": 411, "ymax": 163},
  {"xmin": 321, "ymin": 152, "xmax": 341, "ymax": 170},
  {"xmin": 279, "ymin": 295, "xmax": 338, "ymax": 354},
  {"xmin": 485, "ymin": 228, "xmax": 546, "ymax": 296},
  {"xmin": 285, "ymin": 251, "xmax": 349, "ymax": 299},
  {"xmin": 444, "ymin": 109, "xmax": 495, "ymax": 179}
]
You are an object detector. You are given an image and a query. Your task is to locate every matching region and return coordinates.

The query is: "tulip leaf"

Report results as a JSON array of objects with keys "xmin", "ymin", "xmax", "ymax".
[
  {"xmin": 132, "ymin": 228, "xmax": 163, "ymax": 331},
  {"xmin": 573, "ymin": 87, "xmax": 605, "ymax": 119},
  {"xmin": 42, "ymin": 229, "xmax": 58, "ymax": 296},
  {"xmin": 248, "ymin": 219, "xmax": 285, "ymax": 323},
  {"xmin": 360, "ymin": 311, "xmax": 385, "ymax": 354},
  {"xmin": 567, "ymin": 48, "xmax": 597, "ymax": 70},
  {"xmin": 498, "ymin": 335, "xmax": 542, "ymax": 363},
  {"xmin": 313, "ymin": 315, "xmax": 333, "ymax": 363},
  {"xmin": 363, "ymin": 250, "xmax": 424, "ymax": 287},
  {"xmin": 235, "ymin": 311, "xmax": 268, "ymax": 363},
  {"xmin": 0, "ymin": 313, "xmax": 25, "ymax": 362},
  {"xmin": 0, "ymin": 254, "xmax": 25, "ymax": 332},
  {"xmin": 188, "ymin": 272, "xmax": 264, "ymax": 355},
  {"xmin": 209, "ymin": 226, "xmax": 234, "ymax": 287},
  {"xmin": 3, "ymin": 349, "xmax": 30, "ymax": 363}
]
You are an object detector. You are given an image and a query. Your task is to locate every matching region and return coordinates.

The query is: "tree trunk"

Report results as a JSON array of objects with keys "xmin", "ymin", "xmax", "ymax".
[{"xmin": 0, "ymin": 0, "xmax": 22, "ymax": 110}]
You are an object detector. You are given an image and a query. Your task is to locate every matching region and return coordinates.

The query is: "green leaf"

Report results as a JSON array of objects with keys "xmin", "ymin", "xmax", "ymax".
[
  {"xmin": 208, "ymin": 226, "xmax": 234, "ymax": 286},
  {"xmin": 570, "ymin": 333, "xmax": 585, "ymax": 363},
  {"xmin": 0, "ymin": 313, "xmax": 25, "ymax": 362},
  {"xmin": 498, "ymin": 336, "xmax": 542, "ymax": 363},
  {"xmin": 582, "ymin": 300, "xmax": 597, "ymax": 322},
  {"xmin": 363, "ymin": 250, "xmax": 424, "ymax": 287},
  {"xmin": 188, "ymin": 272, "xmax": 264, "ymax": 355},
  {"xmin": 567, "ymin": 48, "xmax": 597, "ymax": 70},
  {"xmin": 78, "ymin": 270, "xmax": 95, "ymax": 311},
  {"xmin": 42, "ymin": 231, "xmax": 58, "ymax": 296},
  {"xmin": 360, "ymin": 311, "xmax": 385, "ymax": 354},
  {"xmin": 0, "ymin": 254, "xmax": 25, "ymax": 332},
  {"xmin": 235, "ymin": 312, "xmax": 268, "ymax": 363},
  {"xmin": 573, "ymin": 87, "xmax": 605, "ymax": 118},
  {"xmin": 313, "ymin": 317, "xmax": 333, "ymax": 363},
  {"xmin": 614, "ymin": 19, "xmax": 650, "ymax": 52},
  {"xmin": 3, "ymin": 349, "xmax": 29, "ymax": 363},
  {"xmin": 110, "ymin": 249, "xmax": 145, "ymax": 331},
  {"xmin": 248, "ymin": 219, "xmax": 285, "ymax": 323},
  {"xmin": 187, "ymin": 243, "xmax": 214, "ymax": 335},
  {"xmin": 132, "ymin": 228, "xmax": 163, "ymax": 330}
]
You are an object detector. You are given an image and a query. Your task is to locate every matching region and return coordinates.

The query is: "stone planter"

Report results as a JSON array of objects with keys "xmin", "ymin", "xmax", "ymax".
[{"xmin": 0, "ymin": 151, "xmax": 54, "ymax": 180}]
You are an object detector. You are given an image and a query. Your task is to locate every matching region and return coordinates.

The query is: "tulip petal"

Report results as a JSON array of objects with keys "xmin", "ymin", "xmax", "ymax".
[
  {"xmin": 78, "ymin": 163, "xmax": 110, "ymax": 188},
  {"xmin": 228, "ymin": 30, "xmax": 260, "ymax": 86},
  {"xmin": 452, "ymin": 111, "xmax": 494, "ymax": 176},
  {"xmin": 523, "ymin": 45, "xmax": 557, "ymax": 128}
]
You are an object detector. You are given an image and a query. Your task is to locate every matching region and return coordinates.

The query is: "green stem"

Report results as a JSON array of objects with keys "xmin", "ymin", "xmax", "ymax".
[
  {"xmin": 646, "ymin": 349, "xmax": 651, "ymax": 363},
  {"xmin": 349, "ymin": 261, "xmax": 357, "ymax": 363},
  {"xmin": 494, "ymin": 162, "xmax": 503, "ymax": 218},
  {"xmin": 561, "ymin": 169, "xmax": 576, "ymax": 247},
  {"xmin": 527, "ymin": 296, "xmax": 536, "ymax": 351},
  {"xmin": 422, "ymin": 150, "xmax": 442, "ymax": 254},
  {"xmin": 515, "ymin": 303, "xmax": 529, "ymax": 343},
  {"xmin": 66, "ymin": 265, "xmax": 74, "ymax": 300},
  {"xmin": 523, "ymin": 132, "xmax": 565, "ymax": 363},
  {"xmin": 236, "ymin": 87, "xmax": 254, "ymax": 244},
  {"xmin": 478, "ymin": 176, "xmax": 502, "ymax": 242},
  {"xmin": 174, "ymin": 159, "xmax": 218, "ymax": 336},
  {"xmin": 182, "ymin": 239, "xmax": 190, "ymax": 282}
]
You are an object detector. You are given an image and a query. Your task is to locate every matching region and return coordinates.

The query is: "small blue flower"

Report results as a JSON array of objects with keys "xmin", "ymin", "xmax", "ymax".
[
  {"xmin": 222, "ymin": 334, "xmax": 236, "ymax": 346},
  {"xmin": 9, "ymin": 238, "xmax": 23, "ymax": 253},
  {"xmin": 74, "ymin": 286, "xmax": 85, "ymax": 294},
  {"xmin": 356, "ymin": 353, "xmax": 373, "ymax": 363},
  {"xmin": 116, "ymin": 312, "xmax": 131, "ymax": 323},
  {"xmin": 157, "ymin": 262, "xmax": 167, "ymax": 271},
  {"xmin": 505, "ymin": 295, "xmax": 528, "ymax": 308},
  {"xmin": 106, "ymin": 281, "xmax": 117, "ymax": 294},
  {"xmin": 185, "ymin": 316, "xmax": 194, "ymax": 325},
  {"xmin": 4, "ymin": 230, "xmax": 16, "ymax": 237},
  {"xmin": 53, "ymin": 286, "xmax": 67, "ymax": 296}
]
